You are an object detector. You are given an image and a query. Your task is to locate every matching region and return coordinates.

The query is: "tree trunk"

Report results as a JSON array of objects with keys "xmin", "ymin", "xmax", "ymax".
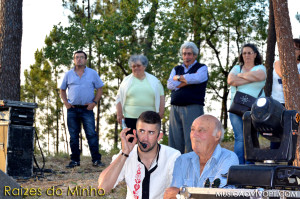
[
  {"xmin": 264, "ymin": 0, "xmax": 276, "ymax": 97},
  {"xmin": 272, "ymin": 0, "xmax": 300, "ymax": 166},
  {"xmin": 192, "ymin": 0, "xmax": 202, "ymax": 56},
  {"xmin": 0, "ymin": 0, "xmax": 23, "ymax": 100},
  {"xmin": 221, "ymin": 87, "xmax": 229, "ymax": 129},
  {"xmin": 62, "ymin": 106, "xmax": 69, "ymax": 154},
  {"xmin": 143, "ymin": 0, "xmax": 158, "ymax": 73},
  {"xmin": 56, "ymin": 88, "xmax": 59, "ymax": 154}
]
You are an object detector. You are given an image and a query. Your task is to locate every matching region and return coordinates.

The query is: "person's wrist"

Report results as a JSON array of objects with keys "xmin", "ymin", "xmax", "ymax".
[
  {"xmin": 177, "ymin": 75, "xmax": 180, "ymax": 81},
  {"xmin": 92, "ymin": 100, "xmax": 97, "ymax": 105},
  {"xmin": 121, "ymin": 151, "xmax": 129, "ymax": 157}
]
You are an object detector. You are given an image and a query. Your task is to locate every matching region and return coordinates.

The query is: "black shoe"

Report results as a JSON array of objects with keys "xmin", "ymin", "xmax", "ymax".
[
  {"xmin": 93, "ymin": 160, "xmax": 105, "ymax": 167},
  {"xmin": 66, "ymin": 160, "xmax": 80, "ymax": 168}
]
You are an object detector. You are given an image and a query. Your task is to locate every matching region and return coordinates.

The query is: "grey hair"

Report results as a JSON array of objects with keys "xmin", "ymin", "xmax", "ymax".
[
  {"xmin": 212, "ymin": 119, "xmax": 225, "ymax": 143},
  {"xmin": 179, "ymin": 41, "xmax": 199, "ymax": 56},
  {"xmin": 128, "ymin": 54, "xmax": 149, "ymax": 68}
]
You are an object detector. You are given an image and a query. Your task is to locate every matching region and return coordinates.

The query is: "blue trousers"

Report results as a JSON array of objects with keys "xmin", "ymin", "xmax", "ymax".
[
  {"xmin": 229, "ymin": 113, "xmax": 245, "ymax": 164},
  {"xmin": 67, "ymin": 107, "xmax": 101, "ymax": 162},
  {"xmin": 169, "ymin": 104, "xmax": 204, "ymax": 154}
]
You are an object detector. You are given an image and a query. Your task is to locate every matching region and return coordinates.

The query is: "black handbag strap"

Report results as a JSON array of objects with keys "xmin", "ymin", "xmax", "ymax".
[
  {"xmin": 235, "ymin": 65, "xmax": 264, "ymax": 98},
  {"xmin": 257, "ymin": 88, "xmax": 263, "ymax": 98}
]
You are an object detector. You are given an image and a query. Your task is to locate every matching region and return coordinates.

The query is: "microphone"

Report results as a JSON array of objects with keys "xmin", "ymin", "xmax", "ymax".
[{"xmin": 136, "ymin": 133, "xmax": 147, "ymax": 148}]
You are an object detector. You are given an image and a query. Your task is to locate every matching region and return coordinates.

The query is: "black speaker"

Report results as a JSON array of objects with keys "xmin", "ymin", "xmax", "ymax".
[
  {"xmin": 6, "ymin": 125, "xmax": 34, "ymax": 177},
  {"xmin": 9, "ymin": 107, "xmax": 35, "ymax": 126},
  {"xmin": 0, "ymin": 100, "xmax": 37, "ymax": 178}
]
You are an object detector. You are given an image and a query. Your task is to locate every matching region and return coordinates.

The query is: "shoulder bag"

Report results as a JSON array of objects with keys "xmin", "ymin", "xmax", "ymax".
[{"xmin": 228, "ymin": 66, "xmax": 264, "ymax": 117}]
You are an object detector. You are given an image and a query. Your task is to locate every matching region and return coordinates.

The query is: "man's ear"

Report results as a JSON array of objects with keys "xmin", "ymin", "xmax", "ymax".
[
  {"xmin": 158, "ymin": 131, "xmax": 163, "ymax": 141},
  {"xmin": 215, "ymin": 131, "xmax": 221, "ymax": 141}
]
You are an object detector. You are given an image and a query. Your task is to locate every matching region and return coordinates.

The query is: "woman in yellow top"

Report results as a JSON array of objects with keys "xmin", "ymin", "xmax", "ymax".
[{"xmin": 116, "ymin": 54, "xmax": 165, "ymax": 140}]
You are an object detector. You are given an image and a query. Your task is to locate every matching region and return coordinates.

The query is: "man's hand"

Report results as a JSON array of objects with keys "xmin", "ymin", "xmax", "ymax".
[
  {"xmin": 173, "ymin": 75, "xmax": 180, "ymax": 81},
  {"xmin": 97, "ymin": 128, "xmax": 135, "ymax": 194},
  {"xmin": 177, "ymin": 82, "xmax": 188, "ymax": 88},
  {"xmin": 120, "ymin": 128, "xmax": 137, "ymax": 155},
  {"xmin": 172, "ymin": 75, "xmax": 187, "ymax": 84},
  {"xmin": 86, "ymin": 102, "xmax": 97, "ymax": 110},
  {"xmin": 64, "ymin": 101, "xmax": 73, "ymax": 109},
  {"xmin": 164, "ymin": 187, "xmax": 180, "ymax": 199}
]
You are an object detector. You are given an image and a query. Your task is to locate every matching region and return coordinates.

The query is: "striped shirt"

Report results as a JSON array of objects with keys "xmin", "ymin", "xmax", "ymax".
[{"xmin": 167, "ymin": 60, "xmax": 208, "ymax": 91}]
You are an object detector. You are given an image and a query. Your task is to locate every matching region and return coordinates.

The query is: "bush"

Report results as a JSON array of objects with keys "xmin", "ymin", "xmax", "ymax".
[{"xmin": 223, "ymin": 128, "xmax": 235, "ymax": 142}]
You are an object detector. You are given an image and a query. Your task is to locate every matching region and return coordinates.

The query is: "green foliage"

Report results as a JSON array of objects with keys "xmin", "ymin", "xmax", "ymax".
[
  {"xmin": 159, "ymin": 135, "xmax": 169, "ymax": 146},
  {"xmin": 22, "ymin": 0, "xmax": 269, "ymax": 153},
  {"xmin": 223, "ymin": 128, "xmax": 235, "ymax": 142}
]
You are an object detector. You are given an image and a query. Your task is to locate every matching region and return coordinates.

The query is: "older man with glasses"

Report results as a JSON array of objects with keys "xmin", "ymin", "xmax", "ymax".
[{"xmin": 167, "ymin": 41, "xmax": 208, "ymax": 154}]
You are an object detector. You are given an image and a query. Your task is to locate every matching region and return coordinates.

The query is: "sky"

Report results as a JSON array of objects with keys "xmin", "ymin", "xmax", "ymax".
[
  {"xmin": 21, "ymin": 0, "xmax": 300, "ymax": 82},
  {"xmin": 21, "ymin": 0, "xmax": 70, "ymax": 83},
  {"xmin": 20, "ymin": 0, "xmax": 300, "ymax": 153}
]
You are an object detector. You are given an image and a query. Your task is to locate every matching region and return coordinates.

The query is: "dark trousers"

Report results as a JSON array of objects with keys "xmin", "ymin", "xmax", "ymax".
[{"xmin": 67, "ymin": 107, "xmax": 101, "ymax": 162}]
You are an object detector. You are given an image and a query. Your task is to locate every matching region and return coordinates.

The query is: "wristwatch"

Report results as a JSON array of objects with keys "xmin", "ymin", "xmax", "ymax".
[
  {"xmin": 177, "ymin": 75, "xmax": 180, "ymax": 81},
  {"xmin": 92, "ymin": 100, "xmax": 97, "ymax": 105}
]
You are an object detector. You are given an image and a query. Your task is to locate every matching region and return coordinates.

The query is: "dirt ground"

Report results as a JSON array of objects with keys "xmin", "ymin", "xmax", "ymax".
[
  {"xmin": 17, "ymin": 154, "xmax": 126, "ymax": 199},
  {"xmin": 15, "ymin": 142, "xmax": 235, "ymax": 199}
]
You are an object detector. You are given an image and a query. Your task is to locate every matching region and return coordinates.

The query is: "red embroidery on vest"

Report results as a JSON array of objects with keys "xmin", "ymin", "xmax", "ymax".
[{"xmin": 133, "ymin": 164, "xmax": 142, "ymax": 199}]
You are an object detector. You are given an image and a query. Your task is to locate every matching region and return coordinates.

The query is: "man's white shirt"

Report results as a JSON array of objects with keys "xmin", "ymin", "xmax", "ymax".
[{"xmin": 112, "ymin": 144, "xmax": 181, "ymax": 199}]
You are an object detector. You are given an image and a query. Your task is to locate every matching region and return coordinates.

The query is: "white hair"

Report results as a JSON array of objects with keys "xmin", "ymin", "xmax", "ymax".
[
  {"xmin": 179, "ymin": 41, "xmax": 199, "ymax": 56},
  {"xmin": 212, "ymin": 119, "xmax": 225, "ymax": 143}
]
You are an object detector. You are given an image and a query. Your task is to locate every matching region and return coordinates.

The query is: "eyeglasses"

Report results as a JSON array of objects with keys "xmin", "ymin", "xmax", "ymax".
[
  {"xmin": 204, "ymin": 178, "xmax": 221, "ymax": 188},
  {"xmin": 75, "ymin": 56, "xmax": 85, "ymax": 60},
  {"xmin": 242, "ymin": 52, "xmax": 255, "ymax": 56},
  {"xmin": 182, "ymin": 52, "xmax": 194, "ymax": 56},
  {"xmin": 131, "ymin": 64, "xmax": 143, "ymax": 69}
]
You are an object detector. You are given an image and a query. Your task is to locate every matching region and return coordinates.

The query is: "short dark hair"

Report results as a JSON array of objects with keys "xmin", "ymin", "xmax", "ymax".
[
  {"xmin": 137, "ymin": 111, "xmax": 161, "ymax": 131},
  {"xmin": 74, "ymin": 50, "xmax": 87, "ymax": 59},
  {"xmin": 239, "ymin": 43, "xmax": 262, "ymax": 66}
]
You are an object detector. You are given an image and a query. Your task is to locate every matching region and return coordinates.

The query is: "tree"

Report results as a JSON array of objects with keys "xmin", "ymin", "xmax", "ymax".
[
  {"xmin": 272, "ymin": 0, "xmax": 300, "ymax": 165},
  {"xmin": 164, "ymin": 0, "xmax": 268, "ymax": 129},
  {"xmin": 0, "ymin": 0, "xmax": 23, "ymax": 100},
  {"xmin": 264, "ymin": 0, "xmax": 276, "ymax": 97},
  {"xmin": 22, "ymin": 0, "xmax": 271, "ymax": 153},
  {"xmin": 22, "ymin": 49, "xmax": 61, "ymax": 154}
]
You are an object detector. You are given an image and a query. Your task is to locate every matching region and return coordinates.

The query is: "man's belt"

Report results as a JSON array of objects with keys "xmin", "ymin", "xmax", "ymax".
[{"xmin": 73, "ymin": 105, "xmax": 88, "ymax": 108}]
